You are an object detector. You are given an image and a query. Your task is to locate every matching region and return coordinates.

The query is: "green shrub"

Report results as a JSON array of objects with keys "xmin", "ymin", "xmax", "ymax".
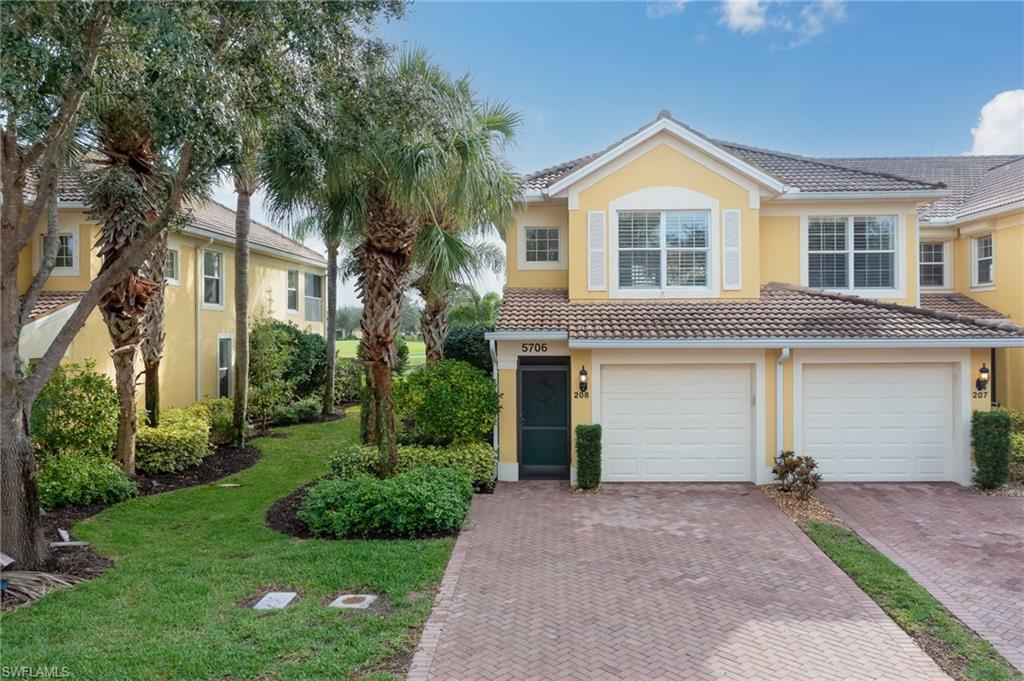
[
  {"xmin": 443, "ymin": 324, "xmax": 492, "ymax": 373},
  {"xmin": 299, "ymin": 466, "xmax": 473, "ymax": 538},
  {"xmin": 972, "ymin": 410, "xmax": 1011, "ymax": 488},
  {"xmin": 395, "ymin": 360, "xmax": 500, "ymax": 445},
  {"xmin": 188, "ymin": 397, "xmax": 235, "ymax": 444},
  {"xmin": 330, "ymin": 441, "xmax": 494, "ymax": 490},
  {"xmin": 995, "ymin": 408, "xmax": 1024, "ymax": 481},
  {"xmin": 334, "ymin": 358, "xmax": 363, "ymax": 405},
  {"xmin": 274, "ymin": 397, "xmax": 322, "ymax": 425},
  {"xmin": 575, "ymin": 424, "xmax": 602, "ymax": 490},
  {"xmin": 772, "ymin": 450, "xmax": 822, "ymax": 500},
  {"xmin": 37, "ymin": 454, "xmax": 137, "ymax": 509},
  {"xmin": 30, "ymin": 360, "xmax": 118, "ymax": 461},
  {"xmin": 258, "ymin": 319, "xmax": 328, "ymax": 398},
  {"xmin": 249, "ymin": 318, "xmax": 295, "ymax": 431},
  {"xmin": 136, "ymin": 408, "xmax": 211, "ymax": 474}
]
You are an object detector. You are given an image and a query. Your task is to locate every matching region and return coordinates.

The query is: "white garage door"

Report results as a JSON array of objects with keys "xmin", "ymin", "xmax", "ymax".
[
  {"xmin": 601, "ymin": 364, "xmax": 754, "ymax": 481},
  {"xmin": 801, "ymin": 364, "xmax": 955, "ymax": 481}
]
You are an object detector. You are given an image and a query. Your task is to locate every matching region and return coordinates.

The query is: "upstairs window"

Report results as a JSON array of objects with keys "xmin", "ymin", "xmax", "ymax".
[
  {"xmin": 919, "ymin": 242, "xmax": 947, "ymax": 288},
  {"xmin": 973, "ymin": 234, "xmax": 994, "ymax": 287},
  {"xmin": 617, "ymin": 210, "xmax": 710, "ymax": 290},
  {"xmin": 40, "ymin": 231, "xmax": 78, "ymax": 275},
  {"xmin": 807, "ymin": 216, "xmax": 896, "ymax": 290},
  {"xmin": 524, "ymin": 227, "xmax": 560, "ymax": 263},
  {"xmin": 304, "ymin": 272, "xmax": 323, "ymax": 322},
  {"xmin": 287, "ymin": 269, "xmax": 299, "ymax": 312},
  {"xmin": 203, "ymin": 250, "xmax": 223, "ymax": 306},
  {"xmin": 164, "ymin": 248, "xmax": 180, "ymax": 284}
]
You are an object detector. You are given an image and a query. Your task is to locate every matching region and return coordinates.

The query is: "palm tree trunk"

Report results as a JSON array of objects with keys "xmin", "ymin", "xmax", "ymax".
[
  {"xmin": 232, "ymin": 185, "xmax": 252, "ymax": 446},
  {"xmin": 420, "ymin": 294, "xmax": 448, "ymax": 363},
  {"xmin": 323, "ymin": 241, "xmax": 339, "ymax": 416},
  {"xmin": 142, "ymin": 232, "xmax": 167, "ymax": 427},
  {"xmin": 110, "ymin": 344, "xmax": 138, "ymax": 473}
]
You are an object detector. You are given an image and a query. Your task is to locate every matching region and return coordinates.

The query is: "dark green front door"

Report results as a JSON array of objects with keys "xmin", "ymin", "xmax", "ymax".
[{"xmin": 518, "ymin": 365, "xmax": 570, "ymax": 479}]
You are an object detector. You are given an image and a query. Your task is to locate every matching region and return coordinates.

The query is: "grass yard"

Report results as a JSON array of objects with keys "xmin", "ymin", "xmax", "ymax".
[
  {"xmin": 0, "ymin": 414, "xmax": 452, "ymax": 680},
  {"xmin": 336, "ymin": 338, "xmax": 426, "ymax": 367},
  {"xmin": 805, "ymin": 521, "xmax": 1020, "ymax": 681}
]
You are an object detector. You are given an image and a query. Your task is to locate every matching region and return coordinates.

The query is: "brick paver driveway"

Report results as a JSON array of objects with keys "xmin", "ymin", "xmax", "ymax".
[
  {"xmin": 819, "ymin": 483, "xmax": 1024, "ymax": 672},
  {"xmin": 409, "ymin": 482, "xmax": 946, "ymax": 680}
]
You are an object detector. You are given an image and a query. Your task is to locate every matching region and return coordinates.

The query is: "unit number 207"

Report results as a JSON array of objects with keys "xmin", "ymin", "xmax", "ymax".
[{"xmin": 521, "ymin": 343, "xmax": 548, "ymax": 353}]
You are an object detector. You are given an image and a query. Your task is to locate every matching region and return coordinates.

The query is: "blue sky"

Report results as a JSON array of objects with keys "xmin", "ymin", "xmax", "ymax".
[{"xmin": 216, "ymin": 1, "xmax": 1024, "ymax": 302}]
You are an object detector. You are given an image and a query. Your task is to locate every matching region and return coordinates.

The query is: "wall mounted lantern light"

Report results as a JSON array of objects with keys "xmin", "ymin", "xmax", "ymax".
[
  {"xmin": 578, "ymin": 366, "xmax": 589, "ymax": 393},
  {"xmin": 976, "ymin": 363, "xmax": 991, "ymax": 391}
]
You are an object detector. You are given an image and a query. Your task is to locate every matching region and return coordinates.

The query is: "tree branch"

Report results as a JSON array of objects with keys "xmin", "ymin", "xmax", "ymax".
[{"xmin": 19, "ymin": 190, "xmax": 62, "ymax": 328}]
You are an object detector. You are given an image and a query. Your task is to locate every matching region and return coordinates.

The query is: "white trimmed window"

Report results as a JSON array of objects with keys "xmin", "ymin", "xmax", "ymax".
[
  {"xmin": 286, "ymin": 269, "xmax": 299, "ymax": 312},
  {"xmin": 203, "ymin": 250, "xmax": 223, "ymax": 307},
  {"xmin": 919, "ymin": 242, "xmax": 947, "ymax": 288},
  {"xmin": 807, "ymin": 215, "xmax": 896, "ymax": 290},
  {"xmin": 973, "ymin": 234, "xmax": 994, "ymax": 287},
  {"xmin": 304, "ymin": 272, "xmax": 323, "ymax": 322},
  {"xmin": 164, "ymin": 248, "xmax": 180, "ymax": 285},
  {"xmin": 217, "ymin": 336, "xmax": 232, "ymax": 398},
  {"xmin": 617, "ymin": 210, "xmax": 710, "ymax": 289},
  {"xmin": 524, "ymin": 227, "xmax": 560, "ymax": 263},
  {"xmin": 39, "ymin": 229, "xmax": 79, "ymax": 276}
]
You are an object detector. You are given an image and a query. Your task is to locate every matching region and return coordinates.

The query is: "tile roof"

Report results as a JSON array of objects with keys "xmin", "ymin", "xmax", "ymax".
[
  {"xmin": 919, "ymin": 293, "xmax": 1008, "ymax": 320},
  {"xmin": 495, "ymin": 285, "xmax": 1024, "ymax": 342},
  {"xmin": 26, "ymin": 291, "xmax": 82, "ymax": 322},
  {"xmin": 815, "ymin": 155, "xmax": 1024, "ymax": 223},
  {"xmin": 519, "ymin": 112, "xmax": 944, "ymax": 195}
]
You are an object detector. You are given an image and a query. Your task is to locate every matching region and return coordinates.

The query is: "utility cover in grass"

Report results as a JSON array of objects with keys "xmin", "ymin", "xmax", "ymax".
[
  {"xmin": 252, "ymin": 592, "xmax": 297, "ymax": 610},
  {"xmin": 328, "ymin": 594, "xmax": 377, "ymax": 609}
]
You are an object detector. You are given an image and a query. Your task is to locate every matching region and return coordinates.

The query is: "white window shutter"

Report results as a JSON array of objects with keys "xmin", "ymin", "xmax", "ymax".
[
  {"xmin": 588, "ymin": 211, "xmax": 606, "ymax": 291},
  {"xmin": 722, "ymin": 209, "xmax": 742, "ymax": 291}
]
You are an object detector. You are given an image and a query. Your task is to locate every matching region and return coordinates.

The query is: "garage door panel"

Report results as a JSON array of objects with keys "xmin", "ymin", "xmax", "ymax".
[
  {"xmin": 801, "ymin": 364, "xmax": 954, "ymax": 482},
  {"xmin": 601, "ymin": 364, "xmax": 754, "ymax": 482}
]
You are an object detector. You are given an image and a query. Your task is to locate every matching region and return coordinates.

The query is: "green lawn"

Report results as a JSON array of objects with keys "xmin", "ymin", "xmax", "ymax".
[
  {"xmin": 0, "ymin": 415, "xmax": 451, "ymax": 680},
  {"xmin": 336, "ymin": 339, "xmax": 426, "ymax": 367},
  {"xmin": 805, "ymin": 521, "xmax": 1020, "ymax": 681}
]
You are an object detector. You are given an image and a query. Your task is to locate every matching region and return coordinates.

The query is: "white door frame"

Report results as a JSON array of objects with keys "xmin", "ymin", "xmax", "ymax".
[
  {"xmin": 591, "ymin": 348, "xmax": 769, "ymax": 483},
  {"xmin": 793, "ymin": 348, "xmax": 971, "ymax": 485}
]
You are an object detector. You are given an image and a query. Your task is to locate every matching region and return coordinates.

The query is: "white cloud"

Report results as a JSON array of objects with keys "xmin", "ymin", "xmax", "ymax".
[
  {"xmin": 969, "ymin": 90, "xmax": 1024, "ymax": 155},
  {"xmin": 646, "ymin": 0, "xmax": 691, "ymax": 19},
  {"xmin": 720, "ymin": 1, "xmax": 769, "ymax": 34}
]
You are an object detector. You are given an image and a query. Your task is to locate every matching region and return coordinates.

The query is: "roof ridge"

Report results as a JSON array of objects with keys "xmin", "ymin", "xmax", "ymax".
[{"xmin": 765, "ymin": 282, "xmax": 1023, "ymax": 334}]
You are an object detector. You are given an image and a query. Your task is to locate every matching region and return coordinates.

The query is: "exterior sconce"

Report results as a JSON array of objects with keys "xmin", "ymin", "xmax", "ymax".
[
  {"xmin": 976, "ymin": 363, "xmax": 990, "ymax": 391},
  {"xmin": 578, "ymin": 366, "xmax": 589, "ymax": 393}
]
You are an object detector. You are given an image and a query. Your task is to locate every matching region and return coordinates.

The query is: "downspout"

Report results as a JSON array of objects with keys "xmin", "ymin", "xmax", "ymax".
[
  {"xmin": 194, "ymin": 237, "xmax": 214, "ymax": 401},
  {"xmin": 776, "ymin": 347, "xmax": 790, "ymax": 457},
  {"xmin": 490, "ymin": 338, "xmax": 499, "ymax": 483}
]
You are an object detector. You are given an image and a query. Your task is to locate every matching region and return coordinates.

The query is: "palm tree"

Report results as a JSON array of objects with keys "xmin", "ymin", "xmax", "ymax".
[
  {"xmin": 448, "ymin": 287, "xmax": 502, "ymax": 328},
  {"xmin": 141, "ymin": 231, "xmax": 168, "ymax": 427},
  {"xmin": 231, "ymin": 129, "xmax": 261, "ymax": 443}
]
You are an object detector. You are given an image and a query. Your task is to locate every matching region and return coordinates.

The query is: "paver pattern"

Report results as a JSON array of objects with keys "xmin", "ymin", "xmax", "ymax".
[
  {"xmin": 820, "ymin": 483, "xmax": 1024, "ymax": 673},
  {"xmin": 409, "ymin": 481, "xmax": 946, "ymax": 680}
]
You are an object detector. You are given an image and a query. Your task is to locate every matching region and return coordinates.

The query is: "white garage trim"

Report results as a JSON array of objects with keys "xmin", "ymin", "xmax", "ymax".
[
  {"xmin": 793, "ymin": 348, "xmax": 972, "ymax": 485},
  {"xmin": 592, "ymin": 349, "xmax": 769, "ymax": 483}
]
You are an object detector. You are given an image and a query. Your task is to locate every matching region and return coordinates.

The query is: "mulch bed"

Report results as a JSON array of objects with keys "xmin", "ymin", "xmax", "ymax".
[
  {"xmin": 973, "ymin": 480, "xmax": 1024, "ymax": 497},
  {"xmin": 760, "ymin": 484, "xmax": 842, "ymax": 526},
  {"xmin": 266, "ymin": 480, "xmax": 319, "ymax": 539}
]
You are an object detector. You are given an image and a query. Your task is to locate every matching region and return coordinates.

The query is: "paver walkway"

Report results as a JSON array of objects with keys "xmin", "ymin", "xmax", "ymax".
[
  {"xmin": 820, "ymin": 483, "xmax": 1024, "ymax": 673},
  {"xmin": 409, "ymin": 482, "xmax": 946, "ymax": 680}
]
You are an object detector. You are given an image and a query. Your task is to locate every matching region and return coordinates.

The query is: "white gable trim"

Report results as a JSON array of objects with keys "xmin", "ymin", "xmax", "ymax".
[{"xmin": 545, "ymin": 117, "xmax": 788, "ymax": 198}]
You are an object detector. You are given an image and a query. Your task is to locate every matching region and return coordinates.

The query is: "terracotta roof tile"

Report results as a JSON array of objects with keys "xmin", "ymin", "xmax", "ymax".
[
  {"xmin": 26, "ymin": 291, "xmax": 82, "ymax": 322},
  {"xmin": 495, "ymin": 285, "xmax": 1024, "ymax": 342},
  {"xmin": 919, "ymin": 293, "xmax": 1008, "ymax": 320}
]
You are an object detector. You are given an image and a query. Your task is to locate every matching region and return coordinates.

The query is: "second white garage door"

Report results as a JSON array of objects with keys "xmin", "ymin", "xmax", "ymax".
[
  {"xmin": 601, "ymin": 364, "xmax": 754, "ymax": 481},
  {"xmin": 800, "ymin": 363, "xmax": 955, "ymax": 481}
]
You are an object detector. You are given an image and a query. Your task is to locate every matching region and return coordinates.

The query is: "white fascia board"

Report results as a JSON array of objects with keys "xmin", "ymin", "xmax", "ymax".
[
  {"xmin": 775, "ymin": 189, "xmax": 950, "ymax": 202},
  {"xmin": 569, "ymin": 337, "xmax": 1024, "ymax": 349},
  {"xmin": 182, "ymin": 226, "xmax": 326, "ymax": 269},
  {"xmin": 955, "ymin": 200, "xmax": 1024, "ymax": 224},
  {"xmin": 544, "ymin": 118, "xmax": 787, "ymax": 196},
  {"xmin": 485, "ymin": 331, "xmax": 569, "ymax": 341},
  {"xmin": 517, "ymin": 191, "xmax": 547, "ymax": 203}
]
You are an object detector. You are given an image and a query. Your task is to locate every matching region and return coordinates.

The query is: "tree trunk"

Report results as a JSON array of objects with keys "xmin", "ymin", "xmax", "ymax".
[
  {"xmin": 110, "ymin": 345, "xmax": 138, "ymax": 474},
  {"xmin": 370, "ymin": 358, "xmax": 397, "ymax": 474},
  {"xmin": 323, "ymin": 242, "xmax": 339, "ymax": 416},
  {"xmin": 142, "ymin": 233, "xmax": 168, "ymax": 427},
  {"xmin": 232, "ymin": 186, "xmax": 252, "ymax": 446},
  {"xmin": 420, "ymin": 295, "xmax": 448, "ymax": 363}
]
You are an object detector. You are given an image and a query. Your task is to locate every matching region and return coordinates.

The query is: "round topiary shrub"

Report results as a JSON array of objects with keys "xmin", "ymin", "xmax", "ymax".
[{"xmin": 395, "ymin": 360, "xmax": 500, "ymax": 445}]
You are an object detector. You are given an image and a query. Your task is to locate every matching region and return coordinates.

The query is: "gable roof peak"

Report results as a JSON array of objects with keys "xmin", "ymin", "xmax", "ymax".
[{"xmin": 656, "ymin": 109, "xmax": 673, "ymax": 121}]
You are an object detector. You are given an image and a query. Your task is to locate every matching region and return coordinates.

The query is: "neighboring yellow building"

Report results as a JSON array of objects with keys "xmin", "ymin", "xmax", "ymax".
[
  {"xmin": 489, "ymin": 111, "xmax": 1024, "ymax": 485},
  {"xmin": 18, "ymin": 191, "xmax": 326, "ymax": 408}
]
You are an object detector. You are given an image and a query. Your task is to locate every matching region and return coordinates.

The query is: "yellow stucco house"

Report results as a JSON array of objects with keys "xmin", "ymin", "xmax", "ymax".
[
  {"xmin": 18, "ymin": 183, "xmax": 327, "ymax": 407},
  {"xmin": 488, "ymin": 111, "xmax": 1024, "ymax": 486}
]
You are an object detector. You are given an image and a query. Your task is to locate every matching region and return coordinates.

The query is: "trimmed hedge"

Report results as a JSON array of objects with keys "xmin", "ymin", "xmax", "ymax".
[
  {"xmin": 395, "ymin": 360, "xmax": 500, "ymax": 445},
  {"xmin": 334, "ymin": 358, "xmax": 363, "ymax": 405},
  {"xmin": 187, "ymin": 397, "xmax": 235, "ymax": 444},
  {"xmin": 576, "ymin": 424, "xmax": 602, "ymax": 490},
  {"xmin": 136, "ymin": 408, "xmax": 211, "ymax": 474},
  {"xmin": 443, "ymin": 324, "xmax": 491, "ymax": 373},
  {"xmin": 38, "ymin": 454, "xmax": 138, "ymax": 509},
  {"xmin": 274, "ymin": 397, "xmax": 321, "ymax": 425},
  {"xmin": 299, "ymin": 466, "xmax": 473, "ymax": 538},
  {"xmin": 995, "ymin": 407, "xmax": 1024, "ymax": 481},
  {"xmin": 972, "ymin": 410, "xmax": 1011, "ymax": 488},
  {"xmin": 331, "ymin": 441, "xmax": 494, "ymax": 490}
]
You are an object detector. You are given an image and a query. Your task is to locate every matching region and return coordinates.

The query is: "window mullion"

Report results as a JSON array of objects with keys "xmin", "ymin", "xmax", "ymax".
[{"xmin": 660, "ymin": 211, "xmax": 667, "ymax": 290}]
